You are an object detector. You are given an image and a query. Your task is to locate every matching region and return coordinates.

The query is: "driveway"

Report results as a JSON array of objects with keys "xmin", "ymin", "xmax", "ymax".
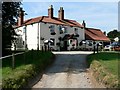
[{"xmin": 31, "ymin": 51, "xmax": 105, "ymax": 88}]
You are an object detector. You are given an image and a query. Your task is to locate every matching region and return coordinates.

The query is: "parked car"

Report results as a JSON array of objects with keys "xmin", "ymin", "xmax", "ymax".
[
  {"xmin": 104, "ymin": 42, "xmax": 120, "ymax": 51},
  {"xmin": 114, "ymin": 46, "xmax": 120, "ymax": 51},
  {"xmin": 104, "ymin": 45, "xmax": 113, "ymax": 51},
  {"xmin": 113, "ymin": 42, "xmax": 120, "ymax": 51}
]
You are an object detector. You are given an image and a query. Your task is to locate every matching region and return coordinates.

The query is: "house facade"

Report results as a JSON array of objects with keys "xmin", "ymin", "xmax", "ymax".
[{"xmin": 13, "ymin": 5, "xmax": 85, "ymax": 51}]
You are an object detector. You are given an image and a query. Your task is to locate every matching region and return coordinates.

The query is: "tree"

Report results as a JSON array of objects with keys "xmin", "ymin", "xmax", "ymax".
[
  {"xmin": 107, "ymin": 30, "xmax": 120, "ymax": 41},
  {"xmin": 2, "ymin": 2, "xmax": 21, "ymax": 56}
]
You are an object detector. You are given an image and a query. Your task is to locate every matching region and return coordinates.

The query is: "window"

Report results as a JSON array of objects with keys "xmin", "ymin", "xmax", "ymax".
[
  {"xmin": 74, "ymin": 28, "xmax": 78, "ymax": 34},
  {"xmin": 49, "ymin": 25, "xmax": 56, "ymax": 35},
  {"xmin": 59, "ymin": 26, "xmax": 67, "ymax": 34},
  {"xmin": 23, "ymin": 26, "xmax": 26, "ymax": 33},
  {"xmin": 50, "ymin": 38, "xmax": 55, "ymax": 46},
  {"xmin": 62, "ymin": 27, "xmax": 67, "ymax": 33},
  {"xmin": 50, "ymin": 29, "xmax": 55, "ymax": 33},
  {"xmin": 93, "ymin": 42, "xmax": 96, "ymax": 44},
  {"xmin": 70, "ymin": 40, "xmax": 72, "ymax": 44},
  {"xmin": 59, "ymin": 26, "xmax": 63, "ymax": 34},
  {"xmin": 74, "ymin": 28, "xmax": 79, "ymax": 37},
  {"xmin": 88, "ymin": 41, "xmax": 92, "ymax": 46},
  {"xmin": 23, "ymin": 41, "xmax": 25, "ymax": 45}
]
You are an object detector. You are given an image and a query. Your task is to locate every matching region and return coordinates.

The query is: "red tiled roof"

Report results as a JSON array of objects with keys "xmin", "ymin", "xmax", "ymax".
[
  {"xmin": 17, "ymin": 16, "xmax": 83, "ymax": 28},
  {"xmin": 85, "ymin": 28, "xmax": 110, "ymax": 41}
]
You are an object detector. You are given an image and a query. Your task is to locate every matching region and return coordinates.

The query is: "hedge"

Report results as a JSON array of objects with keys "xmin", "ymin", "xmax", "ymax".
[{"xmin": 2, "ymin": 51, "xmax": 55, "ymax": 88}]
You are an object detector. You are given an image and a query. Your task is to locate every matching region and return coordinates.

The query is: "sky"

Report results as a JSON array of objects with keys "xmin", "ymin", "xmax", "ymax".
[{"xmin": 21, "ymin": 1, "xmax": 118, "ymax": 34}]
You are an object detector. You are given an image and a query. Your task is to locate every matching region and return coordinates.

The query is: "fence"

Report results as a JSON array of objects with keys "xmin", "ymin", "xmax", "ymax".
[{"xmin": 2, "ymin": 50, "xmax": 42, "ymax": 69}]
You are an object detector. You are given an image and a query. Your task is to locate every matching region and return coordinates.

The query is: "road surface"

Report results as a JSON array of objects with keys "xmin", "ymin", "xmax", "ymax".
[{"xmin": 31, "ymin": 51, "xmax": 105, "ymax": 88}]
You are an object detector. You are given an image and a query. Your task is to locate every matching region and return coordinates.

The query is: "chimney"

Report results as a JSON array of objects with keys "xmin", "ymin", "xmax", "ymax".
[
  {"xmin": 58, "ymin": 7, "xmax": 64, "ymax": 20},
  {"xmin": 18, "ymin": 8, "xmax": 24, "ymax": 26},
  {"xmin": 48, "ymin": 5, "xmax": 53, "ymax": 18},
  {"xmin": 103, "ymin": 31, "xmax": 106, "ymax": 36},
  {"xmin": 82, "ymin": 20, "xmax": 86, "ymax": 28}
]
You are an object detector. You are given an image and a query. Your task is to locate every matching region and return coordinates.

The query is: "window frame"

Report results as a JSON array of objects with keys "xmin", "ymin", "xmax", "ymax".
[
  {"xmin": 49, "ymin": 25, "xmax": 56, "ymax": 35},
  {"xmin": 50, "ymin": 38, "xmax": 55, "ymax": 46}
]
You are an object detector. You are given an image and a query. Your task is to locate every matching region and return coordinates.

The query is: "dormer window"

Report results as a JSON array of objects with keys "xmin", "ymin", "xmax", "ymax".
[{"xmin": 49, "ymin": 25, "xmax": 56, "ymax": 35}]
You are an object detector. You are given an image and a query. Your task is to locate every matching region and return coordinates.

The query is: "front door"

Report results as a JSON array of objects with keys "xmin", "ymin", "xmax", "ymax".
[{"xmin": 63, "ymin": 41, "xmax": 67, "ymax": 51}]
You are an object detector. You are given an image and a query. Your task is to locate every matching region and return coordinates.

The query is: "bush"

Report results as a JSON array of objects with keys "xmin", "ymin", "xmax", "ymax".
[{"xmin": 2, "ymin": 64, "xmax": 35, "ymax": 88}]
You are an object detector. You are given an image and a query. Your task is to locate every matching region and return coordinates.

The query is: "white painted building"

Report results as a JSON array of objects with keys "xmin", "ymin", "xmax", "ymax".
[{"xmin": 14, "ymin": 5, "xmax": 85, "ymax": 51}]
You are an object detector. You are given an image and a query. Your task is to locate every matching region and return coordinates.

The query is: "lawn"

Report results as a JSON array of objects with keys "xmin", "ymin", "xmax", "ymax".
[
  {"xmin": 2, "ymin": 50, "xmax": 54, "ymax": 88},
  {"xmin": 87, "ymin": 52, "xmax": 119, "ymax": 76},
  {"xmin": 87, "ymin": 52, "xmax": 120, "ymax": 88}
]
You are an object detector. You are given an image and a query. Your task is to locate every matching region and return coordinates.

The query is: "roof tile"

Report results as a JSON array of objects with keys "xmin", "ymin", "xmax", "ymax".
[
  {"xmin": 85, "ymin": 28, "xmax": 110, "ymax": 41},
  {"xmin": 17, "ymin": 16, "xmax": 83, "ymax": 28}
]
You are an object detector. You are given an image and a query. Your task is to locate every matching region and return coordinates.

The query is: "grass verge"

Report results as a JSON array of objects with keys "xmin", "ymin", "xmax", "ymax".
[
  {"xmin": 87, "ymin": 52, "xmax": 120, "ymax": 88},
  {"xmin": 2, "ymin": 50, "xmax": 55, "ymax": 88}
]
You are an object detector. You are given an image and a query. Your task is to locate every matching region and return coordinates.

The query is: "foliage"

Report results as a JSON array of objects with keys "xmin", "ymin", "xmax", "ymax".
[
  {"xmin": 87, "ymin": 52, "xmax": 120, "ymax": 88},
  {"xmin": 107, "ymin": 30, "xmax": 120, "ymax": 41},
  {"xmin": 2, "ymin": 64, "xmax": 36, "ymax": 88},
  {"xmin": 2, "ymin": 50, "xmax": 55, "ymax": 88},
  {"xmin": 2, "ymin": 2, "xmax": 21, "ymax": 56},
  {"xmin": 90, "ymin": 60, "xmax": 118, "ymax": 88}
]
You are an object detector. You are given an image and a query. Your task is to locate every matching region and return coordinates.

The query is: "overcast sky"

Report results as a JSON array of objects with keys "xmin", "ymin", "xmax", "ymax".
[{"xmin": 22, "ymin": 1, "xmax": 118, "ymax": 33}]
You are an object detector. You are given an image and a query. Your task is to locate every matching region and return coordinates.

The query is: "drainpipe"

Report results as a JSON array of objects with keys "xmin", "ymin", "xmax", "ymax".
[{"xmin": 37, "ymin": 22, "xmax": 39, "ymax": 50}]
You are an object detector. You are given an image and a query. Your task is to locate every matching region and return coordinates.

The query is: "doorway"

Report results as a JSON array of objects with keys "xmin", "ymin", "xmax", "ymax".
[{"xmin": 63, "ymin": 40, "xmax": 67, "ymax": 51}]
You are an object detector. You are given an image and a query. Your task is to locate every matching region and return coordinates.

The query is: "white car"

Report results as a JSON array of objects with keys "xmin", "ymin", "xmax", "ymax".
[
  {"xmin": 104, "ymin": 45, "xmax": 113, "ymax": 51},
  {"xmin": 104, "ymin": 42, "xmax": 118, "ymax": 51}
]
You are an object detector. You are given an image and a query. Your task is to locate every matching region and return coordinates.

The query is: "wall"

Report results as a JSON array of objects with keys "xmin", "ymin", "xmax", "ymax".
[
  {"xmin": 14, "ymin": 22, "xmax": 85, "ymax": 51},
  {"xmin": 40, "ymin": 22, "xmax": 59, "ymax": 50},
  {"xmin": 26, "ymin": 23, "xmax": 38, "ymax": 50},
  {"xmin": 40, "ymin": 22, "xmax": 85, "ymax": 50}
]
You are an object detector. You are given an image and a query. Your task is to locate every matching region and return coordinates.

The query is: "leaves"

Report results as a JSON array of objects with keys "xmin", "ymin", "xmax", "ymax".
[
  {"xmin": 2, "ymin": 2, "xmax": 21, "ymax": 56},
  {"xmin": 107, "ymin": 30, "xmax": 120, "ymax": 41}
]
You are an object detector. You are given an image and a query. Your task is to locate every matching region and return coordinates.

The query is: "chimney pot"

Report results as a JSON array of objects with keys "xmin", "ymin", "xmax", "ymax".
[
  {"xmin": 104, "ymin": 31, "xmax": 106, "ymax": 36},
  {"xmin": 82, "ymin": 20, "xmax": 86, "ymax": 28},
  {"xmin": 60, "ymin": 7, "xmax": 63, "ymax": 10},
  {"xmin": 49, "ymin": 5, "xmax": 53, "ymax": 9}
]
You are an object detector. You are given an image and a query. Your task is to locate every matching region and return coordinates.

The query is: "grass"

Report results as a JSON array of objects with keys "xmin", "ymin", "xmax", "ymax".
[
  {"xmin": 87, "ymin": 52, "xmax": 120, "ymax": 88},
  {"xmin": 2, "ymin": 50, "xmax": 54, "ymax": 88},
  {"xmin": 87, "ymin": 52, "xmax": 119, "ymax": 76}
]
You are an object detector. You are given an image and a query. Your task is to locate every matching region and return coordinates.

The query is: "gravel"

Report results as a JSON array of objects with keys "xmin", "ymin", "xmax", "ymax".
[{"xmin": 32, "ymin": 51, "xmax": 105, "ymax": 88}]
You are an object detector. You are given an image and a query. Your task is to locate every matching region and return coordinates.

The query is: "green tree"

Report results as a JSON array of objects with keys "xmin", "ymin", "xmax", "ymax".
[
  {"xmin": 2, "ymin": 2, "xmax": 21, "ymax": 56},
  {"xmin": 107, "ymin": 30, "xmax": 120, "ymax": 41}
]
